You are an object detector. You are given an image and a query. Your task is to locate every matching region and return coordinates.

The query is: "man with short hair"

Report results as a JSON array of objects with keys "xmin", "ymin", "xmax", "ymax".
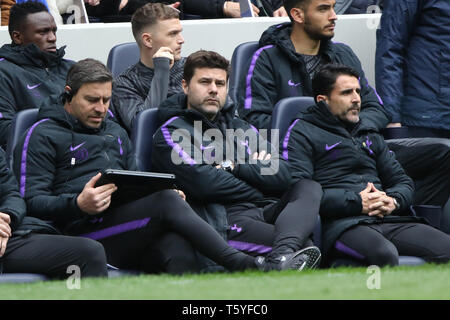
[
  {"xmin": 0, "ymin": 1, "xmax": 74, "ymax": 149},
  {"xmin": 283, "ymin": 64, "xmax": 450, "ymax": 266},
  {"xmin": 152, "ymin": 50, "xmax": 322, "ymax": 272},
  {"xmin": 236, "ymin": 0, "xmax": 450, "ymax": 224},
  {"xmin": 14, "ymin": 58, "xmax": 285, "ymax": 274},
  {"xmin": 111, "ymin": 2, "xmax": 185, "ymax": 133}
]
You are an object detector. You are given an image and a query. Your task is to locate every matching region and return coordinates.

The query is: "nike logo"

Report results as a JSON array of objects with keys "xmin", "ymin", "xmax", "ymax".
[
  {"xmin": 0, "ymin": 58, "xmax": 4, "ymax": 62},
  {"xmin": 325, "ymin": 142, "xmax": 341, "ymax": 151},
  {"xmin": 288, "ymin": 80, "xmax": 301, "ymax": 87},
  {"xmin": 27, "ymin": 83, "xmax": 42, "ymax": 90},
  {"xmin": 70, "ymin": 142, "xmax": 86, "ymax": 152},
  {"xmin": 230, "ymin": 224, "xmax": 242, "ymax": 233}
]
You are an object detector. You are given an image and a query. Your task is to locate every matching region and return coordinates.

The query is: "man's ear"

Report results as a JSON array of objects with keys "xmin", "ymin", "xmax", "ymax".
[
  {"xmin": 181, "ymin": 79, "xmax": 188, "ymax": 94},
  {"xmin": 11, "ymin": 30, "xmax": 23, "ymax": 45},
  {"xmin": 141, "ymin": 32, "xmax": 152, "ymax": 49},
  {"xmin": 316, "ymin": 94, "xmax": 328, "ymax": 103},
  {"xmin": 290, "ymin": 7, "xmax": 305, "ymax": 24}
]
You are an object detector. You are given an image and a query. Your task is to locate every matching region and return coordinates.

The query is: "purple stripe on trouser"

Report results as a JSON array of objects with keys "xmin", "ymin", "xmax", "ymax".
[
  {"xmin": 244, "ymin": 45, "xmax": 274, "ymax": 110},
  {"xmin": 334, "ymin": 240, "xmax": 365, "ymax": 260},
  {"xmin": 282, "ymin": 119, "xmax": 300, "ymax": 161},
  {"xmin": 20, "ymin": 118, "xmax": 50, "ymax": 197},
  {"xmin": 80, "ymin": 217, "xmax": 151, "ymax": 240},
  {"xmin": 228, "ymin": 240, "xmax": 272, "ymax": 254},
  {"xmin": 161, "ymin": 116, "xmax": 197, "ymax": 166}
]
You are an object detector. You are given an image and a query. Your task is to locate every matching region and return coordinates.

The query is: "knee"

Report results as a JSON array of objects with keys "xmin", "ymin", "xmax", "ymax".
[
  {"xmin": 367, "ymin": 245, "xmax": 399, "ymax": 267},
  {"xmin": 75, "ymin": 238, "xmax": 108, "ymax": 277}
]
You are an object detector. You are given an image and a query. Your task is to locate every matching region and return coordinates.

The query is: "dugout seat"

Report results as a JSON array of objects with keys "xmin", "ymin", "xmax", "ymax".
[{"xmin": 107, "ymin": 42, "xmax": 140, "ymax": 77}]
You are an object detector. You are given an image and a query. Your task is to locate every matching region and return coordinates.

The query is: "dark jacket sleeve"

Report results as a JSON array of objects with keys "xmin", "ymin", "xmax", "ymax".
[
  {"xmin": 13, "ymin": 126, "xmax": 86, "ymax": 225},
  {"xmin": 236, "ymin": 49, "xmax": 278, "ymax": 131},
  {"xmin": 373, "ymin": 133, "xmax": 414, "ymax": 212},
  {"xmin": 285, "ymin": 121, "xmax": 363, "ymax": 219},
  {"xmin": 0, "ymin": 148, "xmax": 26, "ymax": 231},
  {"xmin": 111, "ymin": 58, "xmax": 170, "ymax": 133},
  {"xmin": 0, "ymin": 79, "xmax": 18, "ymax": 149},
  {"xmin": 151, "ymin": 125, "xmax": 264, "ymax": 204},
  {"xmin": 375, "ymin": 0, "xmax": 418, "ymax": 123},
  {"xmin": 338, "ymin": 44, "xmax": 390, "ymax": 130}
]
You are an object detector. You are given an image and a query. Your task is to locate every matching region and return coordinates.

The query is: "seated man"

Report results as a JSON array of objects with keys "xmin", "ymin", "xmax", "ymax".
[
  {"xmin": 13, "ymin": 58, "xmax": 297, "ymax": 274},
  {"xmin": 236, "ymin": 0, "xmax": 450, "ymax": 229},
  {"xmin": 0, "ymin": 147, "xmax": 107, "ymax": 279},
  {"xmin": 0, "ymin": 1, "xmax": 74, "ymax": 149},
  {"xmin": 111, "ymin": 3, "xmax": 185, "ymax": 133},
  {"xmin": 152, "ymin": 50, "xmax": 322, "ymax": 271},
  {"xmin": 283, "ymin": 64, "xmax": 450, "ymax": 266}
]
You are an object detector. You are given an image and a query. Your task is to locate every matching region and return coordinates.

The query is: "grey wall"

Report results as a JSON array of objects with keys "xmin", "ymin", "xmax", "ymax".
[{"xmin": 0, "ymin": 14, "xmax": 380, "ymax": 85}]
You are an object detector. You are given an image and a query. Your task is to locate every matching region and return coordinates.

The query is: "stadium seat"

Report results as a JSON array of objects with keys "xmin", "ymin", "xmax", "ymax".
[
  {"xmin": 130, "ymin": 108, "xmax": 160, "ymax": 172},
  {"xmin": 229, "ymin": 41, "xmax": 259, "ymax": 105},
  {"xmin": 271, "ymin": 96, "xmax": 427, "ymax": 267},
  {"xmin": 107, "ymin": 42, "xmax": 140, "ymax": 77},
  {"xmin": 6, "ymin": 108, "xmax": 39, "ymax": 168}
]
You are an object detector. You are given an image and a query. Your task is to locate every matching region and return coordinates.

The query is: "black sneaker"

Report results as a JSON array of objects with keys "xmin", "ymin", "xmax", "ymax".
[{"xmin": 255, "ymin": 246, "xmax": 321, "ymax": 271}]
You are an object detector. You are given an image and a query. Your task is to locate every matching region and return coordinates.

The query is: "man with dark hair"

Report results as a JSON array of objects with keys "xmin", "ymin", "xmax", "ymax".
[
  {"xmin": 283, "ymin": 63, "xmax": 450, "ymax": 266},
  {"xmin": 152, "ymin": 50, "xmax": 322, "ymax": 272},
  {"xmin": 13, "ymin": 58, "xmax": 288, "ymax": 274},
  {"xmin": 237, "ymin": 0, "xmax": 387, "ymax": 131},
  {"xmin": 236, "ymin": 0, "xmax": 450, "ymax": 225},
  {"xmin": 110, "ymin": 2, "xmax": 185, "ymax": 133},
  {"xmin": 0, "ymin": 146, "xmax": 108, "ymax": 279},
  {"xmin": 0, "ymin": 1, "xmax": 74, "ymax": 149}
]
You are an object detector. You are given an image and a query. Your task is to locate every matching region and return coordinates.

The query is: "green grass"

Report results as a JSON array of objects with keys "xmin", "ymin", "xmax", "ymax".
[{"xmin": 1, "ymin": 263, "xmax": 450, "ymax": 300}]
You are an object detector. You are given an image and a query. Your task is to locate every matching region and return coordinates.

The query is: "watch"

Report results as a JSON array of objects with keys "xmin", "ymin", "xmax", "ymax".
[
  {"xmin": 392, "ymin": 198, "xmax": 400, "ymax": 210},
  {"xmin": 220, "ymin": 160, "xmax": 233, "ymax": 173}
]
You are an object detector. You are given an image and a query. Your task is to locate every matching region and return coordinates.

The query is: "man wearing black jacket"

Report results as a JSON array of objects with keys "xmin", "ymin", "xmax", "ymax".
[
  {"xmin": 14, "ymin": 58, "xmax": 298, "ymax": 274},
  {"xmin": 284, "ymin": 64, "xmax": 450, "ymax": 266},
  {"xmin": 0, "ymin": 147, "xmax": 108, "ymax": 279},
  {"xmin": 0, "ymin": 1, "xmax": 74, "ymax": 149},
  {"xmin": 152, "ymin": 50, "xmax": 322, "ymax": 271}
]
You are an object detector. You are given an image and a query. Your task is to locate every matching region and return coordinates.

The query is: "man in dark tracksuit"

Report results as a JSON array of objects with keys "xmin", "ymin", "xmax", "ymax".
[
  {"xmin": 0, "ymin": 2, "xmax": 74, "ymax": 149},
  {"xmin": 0, "ymin": 147, "xmax": 107, "ymax": 279},
  {"xmin": 284, "ymin": 64, "xmax": 450, "ymax": 266},
  {"xmin": 13, "ymin": 58, "xmax": 279, "ymax": 275},
  {"xmin": 236, "ymin": 0, "xmax": 450, "ymax": 225},
  {"xmin": 152, "ymin": 50, "xmax": 322, "ymax": 271}
]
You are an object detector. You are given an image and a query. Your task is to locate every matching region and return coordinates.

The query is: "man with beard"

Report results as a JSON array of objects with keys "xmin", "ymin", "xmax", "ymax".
[
  {"xmin": 283, "ymin": 64, "xmax": 450, "ymax": 266},
  {"xmin": 0, "ymin": 1, "xmax": 74, "ymax": 149},
  {"xmin": 236, "ymin": 0, "xmax": 450, "ymax": 227}
]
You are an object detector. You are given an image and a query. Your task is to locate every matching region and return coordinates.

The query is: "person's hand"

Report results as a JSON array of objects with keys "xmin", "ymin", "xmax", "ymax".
[
  {"xmin": 223, "ymin": 1, "xmax": 259, "ymax": 17},
  {"xmin": 0, "ymin": 212, "xmax": 11, "ymax": 238},
  {"xmin": 169, "ymin": 2, "xmax": 181, "ymax": 9},
  {"xmin": 77, "ymin": 173, "xmax": 117, "ymax": 215},
  {"xmin": 387, "ymin": 123, "xmax": 402, "ymax": 128},
  {"xmin": 368, "ymin": 195, "xmax": 396, "ymax": 217},
  {"xmin": 252, "ymin": 150, "xmax": 271, "ymax": 161},
  {"xmin": 273, "ymin": 6, "xmax": 288, "ymax": 17},
  {"xmin": 85, "ymin": 0, "xmax": 101, "ymax": 6},
  {"xmin": 0, "ymin": 236, "xmax": 9, "ymax": 258},
  {"xmin": 119, "ymin": 0, "xmax": 128, "ymax": 11},
  {"xmin": 359, "ymin": 183, "xmax": 385, "ymax": 217},
  {"xmin": 173, "ymin": 189, "xmax": 186, "ymax": 201},
  {"xmin": 153, "ymin": 47, "xmax": 175, "ymax": 69}
]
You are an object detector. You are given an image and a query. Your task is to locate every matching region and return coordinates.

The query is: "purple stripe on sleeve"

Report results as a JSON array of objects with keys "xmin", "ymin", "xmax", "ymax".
[
  {"xmin": 282, "ymin": 119, "xmax": 300, "ymax": 161},
  {"xmin": 365, "ymin": 77, "xmax": 384, "ymax": 105},
  {"xmin": 80, "ymin": 217, "xmax": 151, "ymax": 240},
  {"xmin": 107, "ymin": 109, "xmax": 115, "ymax": 118},
  {"xmin": 228, "ymin": 240, "xmax": 272, "ymax": 254},
  {"xmin": 0, "ymin": 112, "xmax": 3, "ymax": 119},
  {"xmin": 20, "ymin": 118, "xmax": 50, "ymax": 197},
  {"xmin": 161, "ymin": 116, "xmax": 196, "ymax": 166},
  {"xmin": 334, "ymin": 240, "xmax": 365, "ymax": 260},
  {"xmin": 244, "ymin": 45, "xmax": 274, "ymax": 110}
]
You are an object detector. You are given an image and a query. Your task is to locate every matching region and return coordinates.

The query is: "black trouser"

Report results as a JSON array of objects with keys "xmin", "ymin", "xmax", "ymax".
[
  {"xmin": 76, "ymin": 190, "xmax": 255, "ymax": 274},
  {"xmin": 331, "ymin": 222, "xmax": 450, "ymax": 266},
  {"xmin": 2, "ymin": 233, "xmax": 108, "ymax": 279},
  {"xmin": 227, "ymin": 180, "xmax": 322, "ymax": 259}
]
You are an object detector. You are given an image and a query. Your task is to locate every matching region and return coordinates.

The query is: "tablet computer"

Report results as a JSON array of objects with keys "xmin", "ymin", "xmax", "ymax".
[{"xmin": 95, "ymin": 169, "xmax": 176, "ymax": 207}]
